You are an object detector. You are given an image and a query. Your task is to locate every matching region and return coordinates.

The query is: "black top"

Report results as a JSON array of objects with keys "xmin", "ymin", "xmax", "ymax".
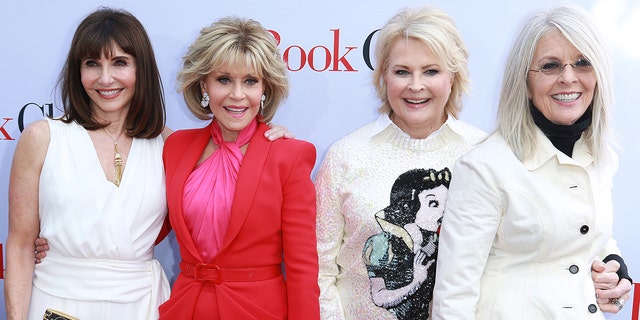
[{"xmin": 530, "ymin": 103, "xmax": 592, "ymax": 157}]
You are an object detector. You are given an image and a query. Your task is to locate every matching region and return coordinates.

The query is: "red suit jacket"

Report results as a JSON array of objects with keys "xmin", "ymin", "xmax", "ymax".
[{"xmin": 159, "ymin": 122, "xmax": 320, "ymax": 319}]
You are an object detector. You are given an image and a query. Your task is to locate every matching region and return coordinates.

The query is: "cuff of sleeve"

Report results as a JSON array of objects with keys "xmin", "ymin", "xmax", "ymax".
[{"xmin": 603, "ymin": 254, "xmax": 633, "ymax": 283}]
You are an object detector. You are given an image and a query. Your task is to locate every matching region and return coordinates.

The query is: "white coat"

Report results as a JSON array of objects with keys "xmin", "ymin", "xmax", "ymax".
[{"xmin": 432, "ymin": 129, "xmax": 621, "ymax": 320}]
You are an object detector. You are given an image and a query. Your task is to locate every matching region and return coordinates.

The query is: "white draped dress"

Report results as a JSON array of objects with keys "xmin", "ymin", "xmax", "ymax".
[{"xmin": 28, "ymin": 118, "xmax": 170, "ymax": 320}]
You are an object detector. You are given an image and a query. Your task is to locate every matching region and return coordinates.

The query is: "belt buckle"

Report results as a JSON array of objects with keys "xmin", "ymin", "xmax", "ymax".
[{"xmin": 194, "ymin": 263, "xmax": 222, "ymax": 284}]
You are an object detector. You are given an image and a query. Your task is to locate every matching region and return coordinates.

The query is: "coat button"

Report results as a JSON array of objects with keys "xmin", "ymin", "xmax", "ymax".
[
  {"xmin": 580, "ymin": 225, "xmax": 589, "ymax": 234},
  {"xmin": 569, "ymin": 265, "xmax": 579, "ymax": 274},
  {"xmin": 588, "ymin": 304, "xmax": 598, "ymax": 313}
]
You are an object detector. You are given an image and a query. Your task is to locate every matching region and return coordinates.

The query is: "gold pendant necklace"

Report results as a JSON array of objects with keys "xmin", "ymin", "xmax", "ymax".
[{"xmin": 103, "ymin": 128, "xmax": 124, "ymax": 187}]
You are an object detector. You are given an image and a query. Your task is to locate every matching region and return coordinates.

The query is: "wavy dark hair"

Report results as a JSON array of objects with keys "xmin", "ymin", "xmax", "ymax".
[{"xmin": 57, "ymin": 7, "xmax": 165, "ymax": 138}]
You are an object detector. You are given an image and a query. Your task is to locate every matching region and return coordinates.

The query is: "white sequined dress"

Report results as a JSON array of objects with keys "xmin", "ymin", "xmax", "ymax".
[{"xmin": 315, "ymin": 114, "xmax": 486, "ymax": 319}]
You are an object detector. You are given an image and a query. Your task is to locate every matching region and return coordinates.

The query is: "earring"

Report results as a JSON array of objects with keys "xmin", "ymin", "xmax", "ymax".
[
  {"xmin": 200, "ymin": 92, "xmax": 210, "ymax": 108},
  {"xmin": 260, "ymin": 94, "xmax": 266, "ymax": 116}
]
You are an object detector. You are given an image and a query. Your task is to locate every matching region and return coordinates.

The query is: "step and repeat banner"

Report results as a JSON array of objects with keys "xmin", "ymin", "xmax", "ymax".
[{"xmin": 1, "ymin": 0, "xmax": 638, "ymax": 318}]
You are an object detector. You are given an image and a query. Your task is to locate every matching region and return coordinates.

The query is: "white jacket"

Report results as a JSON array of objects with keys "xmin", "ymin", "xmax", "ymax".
[{"xmin": 432, "ymin": 129, "xmax": 621, "ymax": 320}]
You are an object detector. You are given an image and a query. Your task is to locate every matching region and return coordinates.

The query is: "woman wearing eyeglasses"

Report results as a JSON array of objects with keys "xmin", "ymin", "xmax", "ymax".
[{"xmin": 432, "ymin": 5, "xmax": 632, "ymax": 320}]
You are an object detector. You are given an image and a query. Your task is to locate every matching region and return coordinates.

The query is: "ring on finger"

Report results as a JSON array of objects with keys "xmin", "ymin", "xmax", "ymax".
[{"xmin": 610, "ymin": 297, "xmax": 625, "ymax": 310}]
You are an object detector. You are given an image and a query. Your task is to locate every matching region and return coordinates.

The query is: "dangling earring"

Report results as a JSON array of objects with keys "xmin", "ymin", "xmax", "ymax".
[
  {"xmin": 260, "ymin": 94, "xmax": 266, "ymax": 117},
  {"xmin": 200, "ymin": 92, "xmax": 210, "ymax": 108}
]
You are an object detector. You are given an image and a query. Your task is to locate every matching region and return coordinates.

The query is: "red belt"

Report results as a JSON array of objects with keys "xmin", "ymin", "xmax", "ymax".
[{"xmin": 180, "ymin": 261, "xmax": 282, "ymax": 284}]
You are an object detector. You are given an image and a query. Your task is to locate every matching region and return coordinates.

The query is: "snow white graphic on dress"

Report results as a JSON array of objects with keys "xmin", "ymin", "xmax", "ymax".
[{"xmin": 362, "ymin": 168, "xmax": 451, "ymax": 319}]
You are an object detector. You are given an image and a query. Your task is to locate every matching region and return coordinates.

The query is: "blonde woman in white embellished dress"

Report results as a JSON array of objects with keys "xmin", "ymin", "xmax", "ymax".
[{"xmin": 314, "ymin": 7, "xmax": 486, "ymax": 319}]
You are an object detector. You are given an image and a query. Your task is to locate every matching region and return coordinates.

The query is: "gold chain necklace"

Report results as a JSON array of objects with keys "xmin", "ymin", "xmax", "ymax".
[{"xmin": 103, "ymin": 128, "xmax": 124, "ymax": 187}]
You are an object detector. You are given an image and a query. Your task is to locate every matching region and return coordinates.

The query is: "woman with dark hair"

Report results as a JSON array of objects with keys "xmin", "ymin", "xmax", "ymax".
[{"xmin": 4, "ymin": 7, "xmax": 171, "ymax": 319}]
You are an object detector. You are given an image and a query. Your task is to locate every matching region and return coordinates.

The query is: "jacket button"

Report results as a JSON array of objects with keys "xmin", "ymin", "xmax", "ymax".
[
  {"xmin": 588, "ymin": 304, "xmax": 598, "ymax": 313},
  {"xmin": 569, "ymin": 265, "xmax": 579, "ymax": 274},
  {"xmin": 580, "ymin": 225, "xmax": 589, "ymax": 234}
]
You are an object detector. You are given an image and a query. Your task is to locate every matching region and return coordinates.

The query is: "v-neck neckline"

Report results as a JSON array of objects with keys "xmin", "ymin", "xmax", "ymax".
[{"xmin": 81, "ymin": 124, "xmax": 137, "ymax": 188}]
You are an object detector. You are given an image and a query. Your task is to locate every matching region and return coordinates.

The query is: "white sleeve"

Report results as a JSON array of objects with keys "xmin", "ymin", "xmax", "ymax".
[
  {"xmin": 315, "ymin": 148, "xmax": 348, "ymax": 320},
  {"xmin": 432, "ymin": 156, "xmax": 503, "ymax": 320}
]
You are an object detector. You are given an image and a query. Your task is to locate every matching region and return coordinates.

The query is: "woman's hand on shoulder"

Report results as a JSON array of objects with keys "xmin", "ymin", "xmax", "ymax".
[{"xmin": 265, "ymin": 123, "xmax": 295, "ymax": 141}]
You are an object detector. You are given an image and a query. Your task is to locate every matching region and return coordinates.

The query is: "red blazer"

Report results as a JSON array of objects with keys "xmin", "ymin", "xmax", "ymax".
[{"xmin": 159, "ymin": 122, "xmax": 320, "ymax": 320}]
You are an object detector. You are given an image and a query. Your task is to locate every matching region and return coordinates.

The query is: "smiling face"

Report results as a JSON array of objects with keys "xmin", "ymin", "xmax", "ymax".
[
  {"xmin": 527, "ymin": 30, "xmax": 596, "ymax": 125},
  {"xmin": 202, "ymin": 62, "xmax": 264, "ymax": 142},
  {"xmin": 384, "ymin": 38, "xmax": 453, "ymax": 139},
  {"xmin": 80, "ymin": 44, "xmax": 136, "ymax": 118}
]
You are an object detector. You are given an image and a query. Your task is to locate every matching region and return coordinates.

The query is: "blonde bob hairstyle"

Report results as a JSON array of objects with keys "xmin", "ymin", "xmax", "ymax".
[
  {"xmin": 497, "ymin": 5, "xmax": 614, "ymax": 162},
  {"xmin": 372, "ymin": 6, "xmax": 470, "ymax": 119},
  {"xmin": 178, "ymin": 16, "xmax": 288, "ymax": 123}
]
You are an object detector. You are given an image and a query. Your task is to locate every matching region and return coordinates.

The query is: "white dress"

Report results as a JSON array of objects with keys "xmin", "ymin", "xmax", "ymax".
[{"xmin": 28, "ymin": 118, "xmax": 170, "ymax": 320}]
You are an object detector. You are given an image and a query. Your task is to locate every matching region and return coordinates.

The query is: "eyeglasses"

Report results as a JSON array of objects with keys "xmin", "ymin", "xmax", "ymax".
[{"xmin": 529, "ymin": 58, "xmax": 593, "ymax": 76}]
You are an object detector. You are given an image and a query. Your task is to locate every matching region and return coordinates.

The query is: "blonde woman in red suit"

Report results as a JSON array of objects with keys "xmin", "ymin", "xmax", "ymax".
[{"xmin": 158, "ymin": 16, "xmax": 320, "ymax": 320}]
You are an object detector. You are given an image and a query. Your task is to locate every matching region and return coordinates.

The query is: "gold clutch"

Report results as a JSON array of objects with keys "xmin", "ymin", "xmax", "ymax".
[{"xmin": 43, "ymin": 308, "xmax": 79, "ymax": 320}]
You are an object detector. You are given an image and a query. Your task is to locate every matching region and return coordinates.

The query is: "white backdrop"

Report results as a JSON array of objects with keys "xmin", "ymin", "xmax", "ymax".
[{"xmin": 1, "ymin": 0, "xmax": 638, "ymax": 318}]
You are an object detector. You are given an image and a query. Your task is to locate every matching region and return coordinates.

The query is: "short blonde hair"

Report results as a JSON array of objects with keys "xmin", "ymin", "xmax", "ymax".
[
  {"xmin": 497, "ymin": 5, "xmax": 614, "ymax": 162},
  {"xmin": 178, "ymin": 16, "xmax": 288, "ymax": 122},
  {"xmin": 372, "ymin": 6, "xmax": 470, "ymax": 118}
]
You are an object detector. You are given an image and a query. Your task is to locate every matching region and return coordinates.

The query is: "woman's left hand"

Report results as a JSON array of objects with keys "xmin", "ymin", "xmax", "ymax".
[
  {"xmin": 264, "ymin": 123, "xmax": 295, "ymax": 141},
  {"xmin": 592, "ymin": 259, "xmax": 632, "ymax": 313}
]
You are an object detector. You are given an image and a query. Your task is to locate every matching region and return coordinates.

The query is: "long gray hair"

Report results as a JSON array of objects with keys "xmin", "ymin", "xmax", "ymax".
[{"xmin": 497, "ymin": 5, "xmax": 615, "ymax": 163}]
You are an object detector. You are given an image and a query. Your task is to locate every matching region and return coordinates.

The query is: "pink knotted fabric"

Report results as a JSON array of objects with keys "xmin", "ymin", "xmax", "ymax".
[{"xmin": 181, "ymin": 119, "xmax": 258, "ymax": 262}]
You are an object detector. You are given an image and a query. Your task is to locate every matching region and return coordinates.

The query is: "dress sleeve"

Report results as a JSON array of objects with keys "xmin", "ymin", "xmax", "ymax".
[
  {"xmin": 431, "ymin": 156, "xmax": 503, "ymax": 320},
  {"xmin": 281, "ymin": 141, "xmax": 321, "ymax": 320},
  {"xmin": 314, "ymin": 147, "xmax": 348, "ymax": 320}
]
